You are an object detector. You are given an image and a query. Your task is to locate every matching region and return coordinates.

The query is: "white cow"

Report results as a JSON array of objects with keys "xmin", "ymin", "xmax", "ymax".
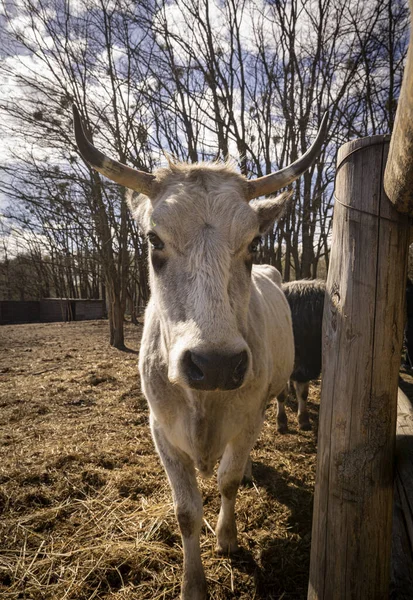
[{"xmin": 73, "ymin": 106, "xmax": 327, "ymax": 600}]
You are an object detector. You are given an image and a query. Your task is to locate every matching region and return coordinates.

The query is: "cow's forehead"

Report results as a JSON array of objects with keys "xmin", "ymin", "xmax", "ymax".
[
  {"xmin": 151, "ymin": 189, "xmax": 258, "ymax": 247},
  {"xmin": 149, "ymin": 167, "xmax": 259, "ymax": 246}
]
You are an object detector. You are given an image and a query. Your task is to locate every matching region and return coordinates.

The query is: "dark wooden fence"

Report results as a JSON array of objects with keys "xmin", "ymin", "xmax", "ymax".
[
  {"xmin": 0, "ymin": 301, "xmax": 40, "ymax": 325},
  {"xmin": 0, "ymin": 299, "xmax": 105, "ymax": 325}
]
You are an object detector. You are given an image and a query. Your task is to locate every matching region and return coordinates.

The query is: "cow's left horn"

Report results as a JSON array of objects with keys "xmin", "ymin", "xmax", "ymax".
[
  {"xmin": 72, "ymin": 105, "xmax": 157, "ymax": 197},
  {"xmin": 246, "ymin": 113, "xmax": 328, "ymax": 200}
]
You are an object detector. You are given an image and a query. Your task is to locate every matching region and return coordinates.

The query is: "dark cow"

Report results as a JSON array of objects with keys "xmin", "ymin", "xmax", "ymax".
[{"xmin": 276, "ymin": 279, "xmax": 326, "ymax": 432}]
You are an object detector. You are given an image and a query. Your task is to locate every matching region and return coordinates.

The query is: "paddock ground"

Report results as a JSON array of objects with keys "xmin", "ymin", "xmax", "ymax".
[{"xmin": 0, "ymin": 320, "xmax": 320, "ymax": 599}]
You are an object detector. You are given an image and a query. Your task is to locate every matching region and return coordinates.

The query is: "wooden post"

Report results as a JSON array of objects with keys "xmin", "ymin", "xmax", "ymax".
[
  {"xmin": 384, "ymin": 0, "xmax": 413, "ymax": 214},
  {"xmin": 308, "ymin": 136, "xmax": 410, "ymax": 599}
]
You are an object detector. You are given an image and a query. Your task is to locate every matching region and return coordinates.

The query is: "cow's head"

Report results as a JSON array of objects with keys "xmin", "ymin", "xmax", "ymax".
[{"xmin": 73, "ymin": 106, "xmax": 327, "ymax": 392}]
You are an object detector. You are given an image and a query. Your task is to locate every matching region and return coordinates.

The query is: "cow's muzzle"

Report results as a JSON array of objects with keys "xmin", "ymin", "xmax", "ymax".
[{"xmin": 181, "ymin": 350, "xmax": 249, "ymax": 391}]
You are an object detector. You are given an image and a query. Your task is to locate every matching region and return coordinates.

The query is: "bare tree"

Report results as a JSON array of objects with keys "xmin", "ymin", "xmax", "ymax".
[{"xmin": 0, "ymin": 0, "xmax": 154, "ymax": 346}]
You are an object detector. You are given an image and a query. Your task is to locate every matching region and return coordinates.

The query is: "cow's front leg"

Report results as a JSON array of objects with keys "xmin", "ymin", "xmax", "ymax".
[
  {"xmin": 276, "ymin": 386, "xmax": 289, "ymax": 433},
  {"xmin": 294, "ymin": 381, "xmax": 311, "ymax": 430},
  {"xmin": 152, "ymin": 425, "xmax": 206, "ymax": 600},
  {"xmin": 215, "ymin": 435, "xmax": 255, "ymax": 555}
]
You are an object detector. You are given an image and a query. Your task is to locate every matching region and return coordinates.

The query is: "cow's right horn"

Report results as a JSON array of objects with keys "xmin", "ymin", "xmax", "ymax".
[
  {"xmin": 72, "ymin": 105, "xmax": 157, "ymax": 197},
  {"xmin": 246, "ymin": 113, "xmax": 328, "ymax": 200}
]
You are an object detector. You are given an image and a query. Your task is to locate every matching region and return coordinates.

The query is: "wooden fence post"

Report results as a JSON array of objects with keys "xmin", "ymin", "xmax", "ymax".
[
  {"xmin": 308, "ymin": 136, "xmax": 410, "ymax": 599},
  {"xmin": 384, "ymin": 0, "xmax": 413, "ymax": 214}
]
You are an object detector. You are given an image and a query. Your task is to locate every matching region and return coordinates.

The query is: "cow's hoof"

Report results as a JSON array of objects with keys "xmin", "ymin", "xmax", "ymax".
[
  {"xmin": 215, "ymin": 540, "xmax": 239, "ymax": 556},
  {"xmin": 241, "ymin": 474, "xmax": 253, "ymax": 487},
  {"xmin": 277, "ymin": 422, "xmax": 288, "ymax": 434},
  {"xmin": 216, "ymin": 516, "xmax": 238, "ymax": 556},
  {"xmin": 298, "ymin": 419, "xmax": 312, "ymax": 431},
  {"xmin": 181, "ymin": 573, "xmax": 207, "ymax": 600}
]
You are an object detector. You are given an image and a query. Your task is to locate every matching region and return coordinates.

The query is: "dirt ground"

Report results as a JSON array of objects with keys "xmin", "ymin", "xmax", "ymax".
[{"xmin": 0, "ymin": 320, "xmax": 320, "ymax": 600}]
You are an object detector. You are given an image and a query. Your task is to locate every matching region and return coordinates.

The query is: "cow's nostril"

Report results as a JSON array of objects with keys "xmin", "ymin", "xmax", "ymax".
[
  {"xmin": 181, "ymin": 349, "xmax": 249, "ymax": 391},
  {"xmin": 232, "ymin": 350, "xmax": 248, "ymax": 384},
  {"xmin": 183, "ymin": 351, "xmax": 204, "ymax": 381}
]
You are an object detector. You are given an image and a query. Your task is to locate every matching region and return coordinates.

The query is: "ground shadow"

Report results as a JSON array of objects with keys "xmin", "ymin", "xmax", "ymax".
[
  {"xmin": 229, "ymin": 533, "xmax": 311, "ymax": 599},
  {"xmin": 252, "ymin": 461, "xmax": 314, "ymax": 537},
  {"xmin": 117, "ymin": 345, "xmax": 139, "ymax": 355},
  {"xmin": 229, "ymin": 461, "xmax": 314, "ymax": 599}
]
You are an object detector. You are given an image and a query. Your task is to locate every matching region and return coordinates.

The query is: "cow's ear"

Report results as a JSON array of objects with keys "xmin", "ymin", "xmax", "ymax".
[
  {"xmin": 249, "ymin": 190, "xmax": 293, "ymax": 234},
  {"xmin": 126, "ymin": 190, "xmax": 152, "ymax": 230}
]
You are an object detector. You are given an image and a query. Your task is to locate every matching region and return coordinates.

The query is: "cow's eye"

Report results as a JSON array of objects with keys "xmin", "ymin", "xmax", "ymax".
[
  {"xmin": 148, "ymin": 232, "xmax": 164, "ymax": 251},
  {"xmin": 248, "ymin": 236, "xmax": 262, "ymax": 254}
]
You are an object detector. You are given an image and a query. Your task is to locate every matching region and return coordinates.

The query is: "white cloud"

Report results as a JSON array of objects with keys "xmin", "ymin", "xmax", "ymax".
[{"xmin": 0, "ymin": 218, "xmax": 49, "ymax": 260}]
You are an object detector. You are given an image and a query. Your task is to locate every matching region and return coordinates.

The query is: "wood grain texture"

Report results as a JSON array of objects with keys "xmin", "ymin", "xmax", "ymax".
[
  {"xmin": 308, "ymin": 137, "xmax": 410, "ymax": 599},
  {"xmin": 384, "ymin": 0, "xmax": 413, "ymax": 215}
]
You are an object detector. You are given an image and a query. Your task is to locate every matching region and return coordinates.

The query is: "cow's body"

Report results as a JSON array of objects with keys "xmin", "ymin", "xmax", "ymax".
[
  {"xmin": 72, "ymin": 105, "xmax": 326, "ymax": 599},
  {"xmin": 128, "ymin": 164, "xmax": 293, "ymax": 598},
  {"xmin": 276, "ymin": 279, "xmax": 326, "ymax": 432}
]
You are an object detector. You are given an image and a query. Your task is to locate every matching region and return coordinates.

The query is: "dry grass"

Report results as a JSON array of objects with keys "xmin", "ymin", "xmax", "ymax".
[{"xmin": 0, "ymin": 320, "xmax": 320, "ymax": 599}]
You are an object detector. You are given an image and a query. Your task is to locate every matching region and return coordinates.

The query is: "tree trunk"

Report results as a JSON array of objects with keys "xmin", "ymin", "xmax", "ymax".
[
  {"xmin": 107, "ymin": 283, "xmax": 126, "ymax": 349},
  {"xmin": 91, "ymin": 173, "xmax": 126, "ymax": 349}
]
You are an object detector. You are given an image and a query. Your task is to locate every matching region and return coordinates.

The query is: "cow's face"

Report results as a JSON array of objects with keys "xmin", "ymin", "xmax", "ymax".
[{"xmin": 128, "ymin": 163, "xmax": 289, "ymax": 392}]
